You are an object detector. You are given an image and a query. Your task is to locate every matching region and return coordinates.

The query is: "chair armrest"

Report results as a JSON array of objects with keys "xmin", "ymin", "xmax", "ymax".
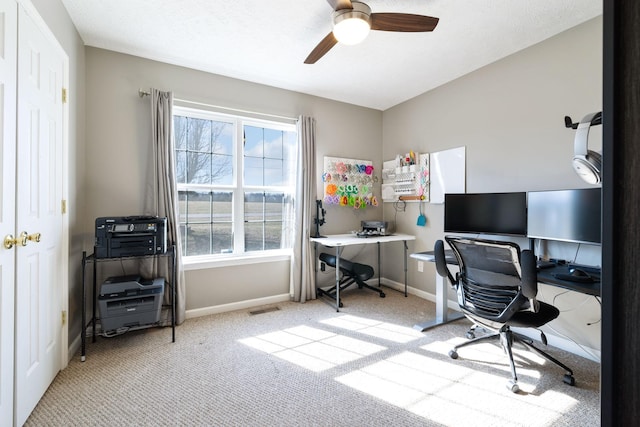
[
  {"xmin": 520, "ymin": 249, "xmax": 538, "ymax": 300},
  {"xmin": 434, "ymin": 240, "xmax": 455, "ymax": 286}
]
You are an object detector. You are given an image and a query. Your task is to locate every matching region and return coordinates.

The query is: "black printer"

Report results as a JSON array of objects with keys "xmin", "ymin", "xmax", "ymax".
[
  {"xmin": 98, "ymin": 275, "xmax": 165, "ymax": 332},
  {"xmin": 95, "ymin": 216, "xmax": 167, "ymax": 259}
]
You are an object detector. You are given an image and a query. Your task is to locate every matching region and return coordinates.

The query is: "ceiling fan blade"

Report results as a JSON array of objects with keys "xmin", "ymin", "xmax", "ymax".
[
  {"xmin": 370, "ymin": 13, "xmax": 439, "ymax": 32},
  {"xmin": 304, "ymin": 32, "xmax": 338, "ymax": 64},
  {"xmin": 326, "ymin": 0, "xmax": 353, "ymax": 11}
]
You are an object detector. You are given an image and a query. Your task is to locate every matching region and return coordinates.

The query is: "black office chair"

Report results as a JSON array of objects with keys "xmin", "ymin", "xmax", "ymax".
[
  {"xmin": 318, "ymin": 252, "xmax": 384, "ymax": 307},
  {"xmin": 434, "ymin": 236, "xmax": 575, "ymax": 392}
]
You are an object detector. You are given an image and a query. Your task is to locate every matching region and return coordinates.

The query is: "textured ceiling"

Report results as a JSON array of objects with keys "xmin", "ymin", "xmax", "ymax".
[{"xmin": 60, "ymin": 0, "xmax": 602, "ymax": 110}]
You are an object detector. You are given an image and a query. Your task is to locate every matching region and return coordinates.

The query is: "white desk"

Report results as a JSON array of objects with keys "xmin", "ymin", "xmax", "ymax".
[
  {"xmin": 310, "ymin": 233, "xmax": 416, "ymax": 311},
  {"xmin": 410, "ymin": 251, "xmax": 464, "ymax": 331}
]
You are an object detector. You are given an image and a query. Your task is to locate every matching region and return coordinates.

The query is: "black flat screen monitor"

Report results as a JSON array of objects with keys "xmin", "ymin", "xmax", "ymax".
[
  {"xmin": 444, "ymin": 192, "xmax": 528, "ymax": 237},
  {"xmin": 527, "ymin": 188, "xmax": 601, "ymax": 244}
]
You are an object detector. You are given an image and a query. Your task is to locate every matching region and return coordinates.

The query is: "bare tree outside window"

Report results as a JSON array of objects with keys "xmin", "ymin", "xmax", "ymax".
[{"xmin": 174, "ymin": 116, "xmax": 233, "ymax": 185}]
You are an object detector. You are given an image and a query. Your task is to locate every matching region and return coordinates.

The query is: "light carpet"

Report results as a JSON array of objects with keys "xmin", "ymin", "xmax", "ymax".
[{"xmin": 26, "ymin": 288, "xmax": 600, "ymax": 426}]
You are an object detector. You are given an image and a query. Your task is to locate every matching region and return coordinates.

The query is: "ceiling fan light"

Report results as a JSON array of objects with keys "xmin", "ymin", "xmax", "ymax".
[
  {"xmin": 334, "ymin": 17, "xmax": 370, "ymax": 45},
  {"xmin": 332, "ymin": 2, "xmax": 371, "ymax": 45}
]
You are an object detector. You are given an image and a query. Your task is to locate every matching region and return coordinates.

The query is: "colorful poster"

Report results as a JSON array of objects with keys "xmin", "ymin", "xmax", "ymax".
[{"xmin": 322, "ymin": 156, "xmax": 378, "ymax": 209}]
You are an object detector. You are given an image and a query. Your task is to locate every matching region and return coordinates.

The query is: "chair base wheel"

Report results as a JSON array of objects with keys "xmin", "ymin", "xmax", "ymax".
[
  {"xmin": 563, "ymin": 374, "xmax": 576, "ymax": 386},
  {"xmin": 338, "ymin": 301, "xmax": 343, "ymax": 308},
  {"xmin": 379, "ymin": 292, "xmax": 385, "ymax": 298},
  {"xmin": 506, "ymin": 380, "xmax": 520, "ymax": 393},
  {"xmin": 448, "ymin": 350, "xmax": 458, "ymax": 359},
  {"xmin": 466, "ymin": 331, "xmax": 475, "ymax": 339}
]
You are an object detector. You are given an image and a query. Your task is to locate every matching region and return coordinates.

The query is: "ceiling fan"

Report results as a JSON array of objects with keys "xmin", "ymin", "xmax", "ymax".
[{"xmin": 304, "ymin": 0, "xmax": 439, "ymax": 64}]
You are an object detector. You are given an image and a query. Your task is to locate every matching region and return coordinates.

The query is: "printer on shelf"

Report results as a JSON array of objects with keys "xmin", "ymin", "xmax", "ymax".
[
  {"xmin": 95, "ymin": 216, "xmax": 167, "ymax": 259},
  {"xmin": 98, "ymin": 275, "xmax": 165, "ymax": 332}
]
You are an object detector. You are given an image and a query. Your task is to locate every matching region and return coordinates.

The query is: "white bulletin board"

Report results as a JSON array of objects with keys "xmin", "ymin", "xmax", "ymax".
[{"xmin": 429, "ymin": 146, "xmax": 466, "ymax": 204}]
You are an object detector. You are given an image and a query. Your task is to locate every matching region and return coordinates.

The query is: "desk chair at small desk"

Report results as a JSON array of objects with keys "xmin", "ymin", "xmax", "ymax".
[
  {"xmin": 318, "ymin": 252, "xmax": 384, "ymax": 308},
  {"xmin": 434, "ymin": 236, "xmax": 576, "ymax": 392}
]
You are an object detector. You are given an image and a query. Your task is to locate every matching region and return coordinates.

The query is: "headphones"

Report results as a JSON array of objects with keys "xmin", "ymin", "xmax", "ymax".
[{"xmin": 572, "ymin": 111, "xmax": 602, "ymax": 185}]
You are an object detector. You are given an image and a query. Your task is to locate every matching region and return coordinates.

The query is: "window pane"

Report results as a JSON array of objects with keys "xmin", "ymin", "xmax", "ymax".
[
  {"xmin": 212, "ymin": 223, "xmax": 233, "ymax": 254},
  {"xmin": 244, "ymin": 156, "xmax": 263, "ymax": 186},
  {"xmin": 212, "ymin": 154, "xmax": 233, "ymax": 185},
  {"xmin": 187, "ymin": 152, "xmax": 211, "ymax": 184},
  {"xmin": 178, "ymin": 192, "xmax": 187, "ymax": 223},
  {"xmin": 184, "ymin": 223, "xmax": 212, "ymax": 256},
  {"xmin": 179, "ymin": 224, "xmax": 187, "ymax": 256},
  {"xmin": 175, "ymin": 150, "xmax": 187, "ymax": 183},
  {"xmin": 174, "ymin": 115, "xmax": 234, "ymax": 185},
  {"xmin": 185, "ymin": 191, "xmax": 211, "ymax": 224},
  {"xmin": 244, "ymin": 223, "xmax": 264, "ymax": 251},
  {"xmin": 244, "ymin": 126, "xmax": 264, "ymax": 157},
  {"xmin": 174, "ymin": 116, "xmax": 187, "ymax": 150},
  {"xmin": 179, "ymin": 190, "xmax": 234, "ymax": 256},
  {"xmin": 244, "ymin": 192, "xmax": 286, "ymax": 252},
  {"xmin": 265, "ymin": 192, "xmax": 284, "ymax": 222},
  {"xmin": 264, "ymin": 158, "xmax": 283, "ymax": 186},
  {"xmin": 264, "ymin": 128, "xmax": 283, "ymax": 159},
  {"xmin": 187, "ymin": 117, "xmax": 212, "ymax": 152}
]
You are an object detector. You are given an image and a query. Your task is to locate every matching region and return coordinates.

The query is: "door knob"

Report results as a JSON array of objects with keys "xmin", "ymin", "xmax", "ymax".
[
  {"xmin": 4, "ymin": 233, "xmax": 27, "ymax": 249},
  {"xmin": 27, "ymin": 232, "xmax": 41, "ymax": 243}
]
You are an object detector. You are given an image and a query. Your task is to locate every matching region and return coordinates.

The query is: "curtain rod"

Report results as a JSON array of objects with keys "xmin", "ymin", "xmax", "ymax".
[{"xmin": 138, "ymin": 88, "xmax": 298, "ymax": 122}]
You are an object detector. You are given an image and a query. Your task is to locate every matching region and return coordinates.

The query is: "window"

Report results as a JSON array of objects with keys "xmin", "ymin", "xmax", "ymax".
[{"xmin": 173, "ymin": 107, "xmax": 297, "ymax": 259}]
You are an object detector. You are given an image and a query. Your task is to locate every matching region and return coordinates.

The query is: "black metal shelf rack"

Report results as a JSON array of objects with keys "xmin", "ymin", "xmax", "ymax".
[{"xmin": 80, "ymin": 245, "xmax": 176, "ymax": 361}]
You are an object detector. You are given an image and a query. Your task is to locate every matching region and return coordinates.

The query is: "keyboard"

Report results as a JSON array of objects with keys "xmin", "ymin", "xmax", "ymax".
[{"xmin": 536, "ymin": 260, "xmax": 556, "ymax": 269}]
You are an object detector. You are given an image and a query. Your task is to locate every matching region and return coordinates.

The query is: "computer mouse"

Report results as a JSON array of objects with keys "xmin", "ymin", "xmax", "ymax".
[{"xmin": 569, "ymin": 268, "xmax": 590, "ymax": 278}]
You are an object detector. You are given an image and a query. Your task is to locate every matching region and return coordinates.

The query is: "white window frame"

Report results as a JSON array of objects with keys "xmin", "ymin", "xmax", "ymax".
[{"xmin": 173, "ymin": 106, "xmax": 297, "ymax": 269}]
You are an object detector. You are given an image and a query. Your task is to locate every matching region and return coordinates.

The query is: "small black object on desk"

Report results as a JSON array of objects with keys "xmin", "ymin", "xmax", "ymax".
[
  {"xmin": 539, "ymin": 264, "xmax": 601, "ymax": 296},
  {"xmin": 311, "ymin": 199, "xmax": 326, "ymax": 238}
]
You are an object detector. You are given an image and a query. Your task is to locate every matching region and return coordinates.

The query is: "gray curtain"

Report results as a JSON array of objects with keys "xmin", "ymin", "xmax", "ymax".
[
  {"xmin": 290, "ymin": 116, "xmax": 317, "ymax": 302},
  {"xmin": 142, "ymin": 88, "xmax": 186, "ymax": 325}
]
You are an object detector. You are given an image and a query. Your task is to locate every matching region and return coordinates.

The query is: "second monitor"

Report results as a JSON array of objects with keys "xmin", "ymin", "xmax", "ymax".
[{"xmin": 527, "ymin": 188, "xmax": 601, "ymax": 245}]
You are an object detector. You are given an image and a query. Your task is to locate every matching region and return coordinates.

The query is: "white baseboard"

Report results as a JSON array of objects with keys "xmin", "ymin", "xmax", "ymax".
[
  {"xmin": 377, "ymin": 277, "xmax": 460, "ymax": 311},
  {"xmin": 185, "ymin": 293, "xmax": 291, "ymax": 319},
  {"xmin": 68, "ymin": 333, "xmax": 81, "ymax": 364}
]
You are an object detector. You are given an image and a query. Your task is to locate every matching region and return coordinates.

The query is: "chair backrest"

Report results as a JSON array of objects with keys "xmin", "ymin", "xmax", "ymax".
[{"xmin": 444, "ymin": 236, "xmax": 537, "ymax": 325}]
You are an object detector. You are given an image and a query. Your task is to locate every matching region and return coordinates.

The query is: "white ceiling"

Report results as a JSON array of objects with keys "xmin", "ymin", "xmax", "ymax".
[{"xmin": 60, "ymin": 0, "xmax": 602, "ymax": 111}]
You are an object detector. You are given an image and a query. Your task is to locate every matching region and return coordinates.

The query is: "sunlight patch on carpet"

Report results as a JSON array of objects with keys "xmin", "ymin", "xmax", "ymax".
[
  {"xmin": 336, "ymin": 349, "xmax": 579, "ymax": 426},
  {"xmin": 238, "ymin": 324, "xmax": 387, "ymax": 372},
  {"xmin": 320, "ymin": 314, "xmax": 424, "ymax": 343}
]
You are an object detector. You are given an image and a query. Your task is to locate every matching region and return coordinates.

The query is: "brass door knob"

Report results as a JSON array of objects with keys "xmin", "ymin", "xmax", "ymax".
[
  {"xmin": 27, "ymin": 232, "xmax": 41, "ymax": 243},
  {"xmin": 3, "ymin": 232, "xmax": 41, "ymax": 249},
  {"xmin": 4, "ymin": 233, "xmax": 26, "ymax": 249}
]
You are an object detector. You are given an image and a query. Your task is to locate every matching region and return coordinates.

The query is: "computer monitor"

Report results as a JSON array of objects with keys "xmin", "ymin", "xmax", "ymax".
[
  {"xmin": 444, "ymin": 192, "xmax": 528, "ymax": 237},
  {"xmin": 527, "ymin": 188, "xmax": 601, "ymax": 244}
]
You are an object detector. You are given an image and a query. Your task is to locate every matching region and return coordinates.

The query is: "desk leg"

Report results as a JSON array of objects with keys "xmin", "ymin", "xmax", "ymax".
[
  {"xmin": 171, "ymin": 247, "xmax": 176, "ymax": 343},
  {"xmin": 377, "ymin": 242, "xmax": 381, "ymax": 287},
  {"xmin": 413, "ymin": 272, "xmax": 464, "ymax": 331},
  {"xmin": 403, "ymin": 241, "xmax": 408, "ymax": 297},
  {"xmin": 92, "ymin": 255, "xmax": 97, "ymax": 343},
  {"xmin": 81, "ymin": 251, "xmax": 87, "ymax": 362},
  {"xmin": 335, "ymin": 247, "xmax": 342, "ymax": 312}
]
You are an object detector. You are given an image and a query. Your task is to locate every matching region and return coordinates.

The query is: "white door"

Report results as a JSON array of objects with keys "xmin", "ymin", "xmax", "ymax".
[
  {"xmin": 0, "ymin": 0, "xmax": 17, "ymax": 425},
  {"xmin": 14, "ymin": 5, "xmax": 65, "ymax": 425}
]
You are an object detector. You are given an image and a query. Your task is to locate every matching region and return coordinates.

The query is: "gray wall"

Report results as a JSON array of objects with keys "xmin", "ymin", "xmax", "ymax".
[
  {"xmin": 382, "ymin": 17, "xmax": 603, "ymax": 357},
  {"xmin": 83, "ymin": 48, "xmax": 383, "ymax": 312}
]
